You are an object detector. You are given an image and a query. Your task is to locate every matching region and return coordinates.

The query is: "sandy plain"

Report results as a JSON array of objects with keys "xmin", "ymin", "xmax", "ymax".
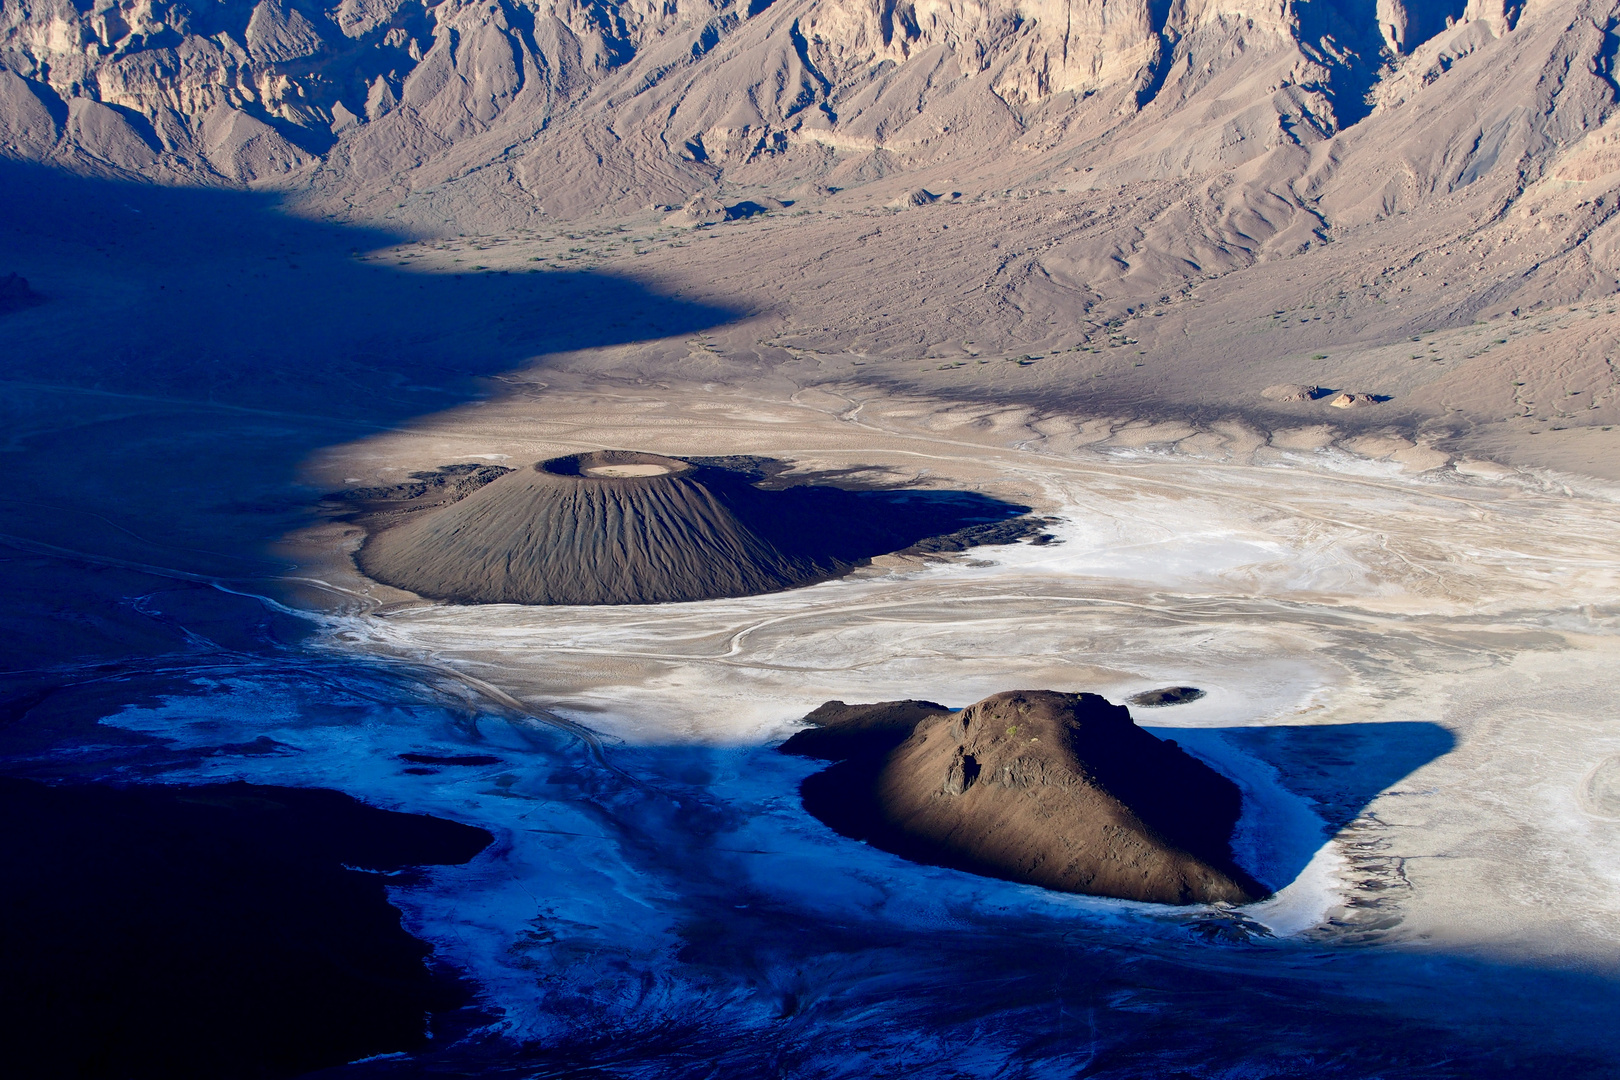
[
  {"xmin": 98, "ymin": 362, "xmax": 1610, "ymax": 1072},
  {"xmin": 280, "ymin": 369, "xmax": 1620, "ymax": 958}
]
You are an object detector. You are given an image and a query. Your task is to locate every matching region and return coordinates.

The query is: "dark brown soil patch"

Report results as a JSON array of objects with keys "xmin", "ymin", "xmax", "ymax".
[{"xmin": 1127, "ymin": 685, "xmax": 1206, "ymax": 707}]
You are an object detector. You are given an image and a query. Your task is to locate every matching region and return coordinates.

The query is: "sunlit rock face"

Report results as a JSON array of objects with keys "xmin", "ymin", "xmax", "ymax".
[{"xmin": 791, "ymin": 690, "xmax": 1266, "ymax": 905}]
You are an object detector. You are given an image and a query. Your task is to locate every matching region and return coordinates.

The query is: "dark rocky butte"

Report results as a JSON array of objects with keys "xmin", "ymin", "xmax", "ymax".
[{"xmin": 785, "ymin": 690, "xmax": 1265, "ymax": 905}]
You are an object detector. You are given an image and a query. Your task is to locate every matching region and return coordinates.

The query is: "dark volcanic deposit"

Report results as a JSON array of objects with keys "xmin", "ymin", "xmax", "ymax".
[
  {"xmin": 785, "ymin": 690, "xmax": 1264, "ymax": 905},
  {"xmin": 356, "ymin": 451, "xmax": 1039, "ymax": 605}
]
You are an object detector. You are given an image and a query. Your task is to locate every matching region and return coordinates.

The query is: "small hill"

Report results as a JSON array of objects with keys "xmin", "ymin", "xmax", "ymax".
[
  {"xmin": 355, "ymin": 451, "xmax": 1038, "ymax": 605},
  {"xmin": 791, "ymin": 690, "xmax": 1264, "ymax": 905},
  {"xmin": 359, "ymin": 451, "xmax": 823, "ymax": 605}
]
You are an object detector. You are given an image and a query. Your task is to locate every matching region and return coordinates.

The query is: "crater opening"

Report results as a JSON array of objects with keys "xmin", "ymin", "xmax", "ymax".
[
  {"xmin": 540, "ymin": 450, "xmax": 693, "ymax": 479},
  {"xmin": 583, "ymin": 463, "xmax": 675, "ymax": 478}
]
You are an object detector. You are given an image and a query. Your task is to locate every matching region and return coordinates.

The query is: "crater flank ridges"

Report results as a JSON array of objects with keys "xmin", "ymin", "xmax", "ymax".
[
  {"xmin": 355, "ymin": 451, "xmax": 1040, "ymax": 606},
  {"xmin": 359, "ymin": 452, "xmax": 823, "ymax": 605}
]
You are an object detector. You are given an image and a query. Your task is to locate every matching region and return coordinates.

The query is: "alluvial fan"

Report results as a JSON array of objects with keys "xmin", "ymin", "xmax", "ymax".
[{"xmin": 358, "ymin": 451, "xmax": 848, "ymax": 605}]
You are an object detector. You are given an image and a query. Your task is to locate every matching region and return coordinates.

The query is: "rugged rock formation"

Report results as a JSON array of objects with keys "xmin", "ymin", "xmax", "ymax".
[
  {"xmin": 890, "ymin": 188, "xmax": 940, "ymax": 209},
  {"xmin": 666, "ymin": 194, "xmax": 729, "ymax": 227},
  {"xmin": 1261, "ymin": 384, "xmax": 1325, "ymax": 403},
  {"xmin": 2, "ymin": 0, "xmax": 1606, "ymax": 242},
  {"xmin": 356, "ymin": 450, "xmax": 1035, "ymax": 605},
  {"xmin": 789, "ymin": 689, "xmax": 1264, "ymax": 904}
]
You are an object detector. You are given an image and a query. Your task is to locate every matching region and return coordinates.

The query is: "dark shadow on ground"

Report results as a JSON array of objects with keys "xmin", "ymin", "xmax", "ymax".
[
  {"xmin": 1210, "ymin": 721, "xmax": 1456, "ymax": 835},
  {"xmin": 3, "ymin": 159, "xmax": 1611, "ymax": 1080},
  {"xmin": 0, "ymin": 158, "xmax": 738, "ymax": 672},
  {"xmin": 0, "ymin": 159, "xmax": 737, "ymax": 1079},
  {"xmin": 325, "ymin": 733, "xmax": 1620, "ymax": 1079},
  {"xmin": 0, "ymin": 777, "xmax": 491, "ymax": 1080},
  {"xmin": 0, "ymin": 656, "xmax": 1612, "ymax": 1079},
  {"xmin": 681, "ymin": 457, "xmax": 1048, "ymax": 563},
  {"xmin": 1154, "ymin": 721, "xmax": 1456, "ymax": 895}
]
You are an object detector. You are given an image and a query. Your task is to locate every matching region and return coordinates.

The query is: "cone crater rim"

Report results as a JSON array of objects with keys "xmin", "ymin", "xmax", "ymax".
[{"xmin": 538, "ymin": 451, "xmax": 693, "ymax": 480}]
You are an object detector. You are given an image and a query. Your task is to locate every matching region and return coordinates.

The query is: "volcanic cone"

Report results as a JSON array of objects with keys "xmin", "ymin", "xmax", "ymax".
[{"xmin": 358, "ymin": 451, "xmax": 845, "ymax": 605}]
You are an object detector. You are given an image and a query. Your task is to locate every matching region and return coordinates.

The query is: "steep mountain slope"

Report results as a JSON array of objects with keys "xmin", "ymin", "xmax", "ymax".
[
  {"xmin": 0, "ymin": 0, "xmax": 1578, "ymax": 211},
  {"xmin": 6, "ymin": 0, "xmax": 1615, "ymax": 286},
  {"xmin": 5, "ymin": 0, "xmax": 1619, "ymax": 474}
]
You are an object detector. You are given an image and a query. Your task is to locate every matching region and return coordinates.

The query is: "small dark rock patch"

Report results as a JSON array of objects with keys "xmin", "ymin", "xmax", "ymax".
[
  {"xmin": 1127, "ymin": 686, "xmax": 1206, "ymax": 707},
  {"xmin": 0, "ymin": 272, "xmax": 44, "ymax": 314},
  {"xmin": 400, "ymin": 752, "xmax": 504, "ymax": 766},
  {"xmin": 325, "ymin": 462, "xmax": 513, "ymax": 528}
]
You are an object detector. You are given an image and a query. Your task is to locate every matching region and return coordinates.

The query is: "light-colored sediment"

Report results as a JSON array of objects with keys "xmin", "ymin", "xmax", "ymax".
[{"xmin": 265, "ymin": 373, "xmax": 1620, "ymax": 973}]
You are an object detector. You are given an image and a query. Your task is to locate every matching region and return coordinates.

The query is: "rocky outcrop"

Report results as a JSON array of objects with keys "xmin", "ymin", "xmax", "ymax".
[
  {"xmin": 0, "ymin": 0, "xmax": 1529, "ymax": 196},
  {"xmin": 1127, "ymin": 685, "xmax": 1205, "ymax": 707},
  {"xmin": 789, "ymin": 690, "xmax": 1264, "ymax": 905},
  {"xmin": 1262, "ymin": 384, "xmax": 1325, "ymax": 402},
  {"xmin": 665, "ymin": 193, "xmax": 728, "ymax": 226}
]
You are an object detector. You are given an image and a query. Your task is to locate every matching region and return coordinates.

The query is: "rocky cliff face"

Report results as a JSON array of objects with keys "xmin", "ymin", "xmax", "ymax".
[
  {"xmin": 3, "ymin": 0, "xmax": 1616, "ymax": 329},
  {"xmin": 0, "ymin": 0, "xmax": 1536, "ymax": 194}
]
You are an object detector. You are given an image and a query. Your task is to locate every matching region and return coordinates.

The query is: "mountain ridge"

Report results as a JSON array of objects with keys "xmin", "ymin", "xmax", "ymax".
[
  {"xmin": 6, "ymin": 0, "xmax": 1620, "ymax": 478},
  {"xmin": 0, "ymin": 0, "xmax": 1594, "ymax": 223}
]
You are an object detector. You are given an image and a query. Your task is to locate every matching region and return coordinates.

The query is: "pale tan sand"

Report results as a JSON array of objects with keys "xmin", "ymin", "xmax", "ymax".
[
  {"xmin": 582, "ymin": 464, "xmax": 676, "ymax": 477},
  {"xmin": 265, "ymin": 375, "xmax": 1620, "ymax": 964}
]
